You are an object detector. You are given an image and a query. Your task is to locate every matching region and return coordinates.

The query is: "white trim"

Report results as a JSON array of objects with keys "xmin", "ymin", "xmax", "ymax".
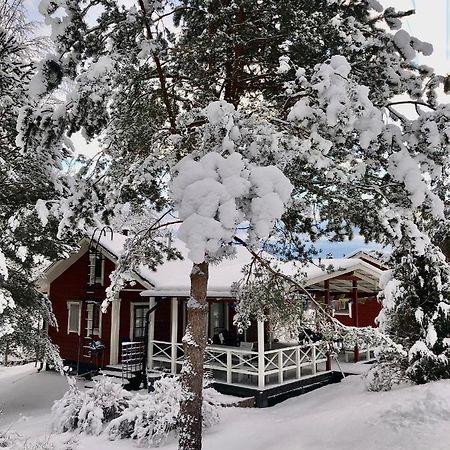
[
  {"xmin": 110, "ymin": 299, "xmax": 121, "ymax": 365},
  {"xmin": 97, "ymin": 256, "xmax": 105, "ymax": 286},
  {"xmin": 170, "ymin": 297, "xmax": 178, "ymax": 373},
  {"xmin": 303, "ymin": 262, "xmax": 382, "ymax": 289},
  {"xmin": 257, "ymin": 320, "xmax": 265, "ymax": 389},
  {"xmin": 129, "ymin": 301, "xmax": 150, "ymax": 340},
  {"xmin": 43, "ymin": 238, "xmax": 155, "ymax": 292},
  {"xmin": 67, "ymin": 301, "xmax": 82, "ymax": 335},
  {"xmin": 148, "ymin": 297, "xmax": 156, "ymax": 370},
  {"xmin": 86, "ymin": 303, "xmax": 102, "ymax": 337}
]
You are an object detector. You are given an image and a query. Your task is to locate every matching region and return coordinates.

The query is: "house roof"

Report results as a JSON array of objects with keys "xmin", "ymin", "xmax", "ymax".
[
  {"xmin": 42, "ymin": 231, "xmax": 385, "ymax": 297},
  {"xmin": 139, "ymin": 242, "xmax": 384, "ymax": 297}
]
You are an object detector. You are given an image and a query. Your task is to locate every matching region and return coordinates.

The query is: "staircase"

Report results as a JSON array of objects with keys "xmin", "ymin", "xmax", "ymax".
[{"xmin": 98, "ymin": 342, "xmax": 145, "ymax": 390}]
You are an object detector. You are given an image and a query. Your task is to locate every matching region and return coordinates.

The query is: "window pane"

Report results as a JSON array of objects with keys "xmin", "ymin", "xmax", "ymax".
[
  {"xmin": 69, "ymin": 303, "xmax": 79, "ymax": 332},
  {"xmin": 93, "ymin": 305, "xmax": 100, "ymax": 329}
]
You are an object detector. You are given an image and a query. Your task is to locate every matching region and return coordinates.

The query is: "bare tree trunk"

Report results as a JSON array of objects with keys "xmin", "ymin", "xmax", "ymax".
[{"xmin": 179, "ymin": 261, "xmax": 209, "ymax": 450}]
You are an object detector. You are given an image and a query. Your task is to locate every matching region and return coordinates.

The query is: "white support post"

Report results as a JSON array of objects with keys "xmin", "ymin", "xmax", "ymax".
[
  {"xmin": 278, "ymin": 350, "xmax": 283, "ymax": 384},
  {"xmin": 148, "ymin": 297, "xmax": 156, "ymax": 370},
  {"xmin": 170, "ymin": 297, "xmax": 178, "ymax": 374},
  {"xmin": 257, "ymin": 320, "xmax": 265, "ymax": 390},
  {"xmin": 312, "ymin": 345, "xmax": 317, "ymax": 375},
  {"xmin": 109, "ymin": 299, "xmax": 121, "ymax": 365},
  {"xmin": 226, "ymin": 350, "xmax": 232, "ymax": 384},
  {"xmin": 295, "ymin": 346, "xmax": 301, "ymax": 379}
]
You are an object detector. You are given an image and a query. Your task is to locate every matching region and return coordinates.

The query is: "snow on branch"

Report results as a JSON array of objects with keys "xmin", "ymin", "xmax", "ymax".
[{"xmin": 170, "ymin": 145, "xmax": 293, "ymax": 263}]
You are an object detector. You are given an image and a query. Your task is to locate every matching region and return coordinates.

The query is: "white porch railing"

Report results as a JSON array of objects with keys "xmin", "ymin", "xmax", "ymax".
[{"xmin": 150, "ymin": 340, "xmax": 328, "ymax": 389}]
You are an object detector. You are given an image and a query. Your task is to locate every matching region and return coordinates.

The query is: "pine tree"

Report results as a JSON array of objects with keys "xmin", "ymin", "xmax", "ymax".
[
  {"xmin": 24, "ymin": 0, "xmax": 450, "ymax": 447},
  {"xmin": 0, "ymin": 0, "xmax": 72, "ymax": 366},
  {"xmin": 375, "ymin": 232, "xmax": 450, "ymax": 386}
]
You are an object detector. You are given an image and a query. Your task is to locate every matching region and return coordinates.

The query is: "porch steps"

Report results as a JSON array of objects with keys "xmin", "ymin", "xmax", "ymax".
[{"xmin": 98, "ymin": 364, "xmax": 144, "ymax": 390}]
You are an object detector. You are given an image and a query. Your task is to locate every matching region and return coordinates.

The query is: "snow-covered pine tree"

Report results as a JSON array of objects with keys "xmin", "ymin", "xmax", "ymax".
[
  {"xmin": 25, "ymin": 0, "xmax": 450, "ymax": 447},
  {"xmin": 0, "ymin": 0, "xmax": 72, "ymax": 366},
  {"xmin": 375, "ymin": 229, "xmax": 450, "ymax": 386}
]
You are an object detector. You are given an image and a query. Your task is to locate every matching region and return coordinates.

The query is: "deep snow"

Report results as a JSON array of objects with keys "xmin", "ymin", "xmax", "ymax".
[{"xmin": 1, "ymin": 363, "xmax": 450, "ymax": 449}]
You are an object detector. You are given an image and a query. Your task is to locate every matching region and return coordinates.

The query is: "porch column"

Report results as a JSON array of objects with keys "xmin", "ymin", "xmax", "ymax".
[
  {"xmin": 148, "ymin": 297, "xmax": 156, "ymax": 370},
  {"xmin": 324, "ymin": 280, "xmax": 330, "ymax": 306},
  {"xmin": 170, "ymin": 297, "xmax": 178, "ymax": 374},
  {"xmin": 324, "ymin": 281, "xmax": 332, "ymax": 370},
  {"xmin": 352, "ymin": 280, "xmax": 359, "ymax": 362},
  {"xmin": 109, "ymin": 298, "xmax": 121, "ymax": 365},
  {"xmin": 257, "ymin": 319, "xmax": 265, "ymax": 389}
]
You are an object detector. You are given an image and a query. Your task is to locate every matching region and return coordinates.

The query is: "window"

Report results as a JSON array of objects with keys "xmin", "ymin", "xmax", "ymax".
[
  {"xmin": 67, "ymin": 301, "xmax": 81, "ymax": 334},
  {"xmin": 88, "ymin": 252, "xmax": 104, "ymax": 285},
  {"xmin": 332, "ymin": 298, "xmax": 352, "ymax": 316},
  {"xmin": 209, "ymin": 302, "xmax": 229, "ymax": 338},
  {"xmin": 133, "ymin": 305, "xmax": 149, "ymax": 340},
  {"xmin": 86, "ymin": 302, "xmax": 102, "ymax": 337}
]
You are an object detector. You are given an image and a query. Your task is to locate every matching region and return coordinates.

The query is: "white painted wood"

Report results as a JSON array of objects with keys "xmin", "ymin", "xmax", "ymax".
[
  {"xmin": 170, "ymin": 297, "xmax": 178, "ymax": 374},
  {"xmin": 278, "ymin": 350, "xmax": 283, "ymax": 384},
  {"xmin": 148, "ymin": 297, "xmax": 156, "ymax": 370},
  {"xmin": 226, "ymin": 350, "xmax": 232, "ymax": 384},
  {"xmin": 67, "ymin": 301, "xmax": 82, "ymax": 335},
  {"xmin": 312, "ymin": 345, "xmax": 317, "ymax": 374},
  {"xmin": 109, "ymin": 299, "xmax": 121, "ymax": 365},
  {"xmin": 257, "ymin": 320, "xmax": 265, "ymax": 389},
  {"xmin": 295, "ymin": 347, "xmax": 301, "ymax": 379}
]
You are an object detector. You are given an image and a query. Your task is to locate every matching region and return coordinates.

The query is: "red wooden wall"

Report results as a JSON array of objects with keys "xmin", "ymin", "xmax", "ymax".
[{"xmin": 48, "ymin": 251, "xmax": 145, "ymax": 367}]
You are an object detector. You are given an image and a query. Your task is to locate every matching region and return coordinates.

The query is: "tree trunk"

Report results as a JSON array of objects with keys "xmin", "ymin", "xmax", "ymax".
[{"xmin": 179, "ymin": 261, "xmax": 209, "ymax": 450}]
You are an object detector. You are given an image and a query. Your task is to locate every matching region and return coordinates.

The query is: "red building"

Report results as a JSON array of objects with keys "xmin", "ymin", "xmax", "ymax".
[{"xmin": 42, "ymin": 233, "xmax": 386, "ymax": 404}]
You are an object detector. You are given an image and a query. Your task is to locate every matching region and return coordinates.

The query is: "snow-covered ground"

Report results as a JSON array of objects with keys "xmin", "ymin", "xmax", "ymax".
[{"xmin": 1, "ymin": 363, "xmax": 450, "ymax": 449}]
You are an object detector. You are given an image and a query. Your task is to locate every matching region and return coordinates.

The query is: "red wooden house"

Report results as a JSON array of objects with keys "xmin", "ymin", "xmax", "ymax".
[{"xmin": 41, "ymin": 232, "xmax": 386, "ymax": 405}]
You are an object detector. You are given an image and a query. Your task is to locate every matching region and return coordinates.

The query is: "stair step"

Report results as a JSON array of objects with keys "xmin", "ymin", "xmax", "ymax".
[{"xmin": 99, "ymin": 369, "xmax": 124, "ymax": 379}]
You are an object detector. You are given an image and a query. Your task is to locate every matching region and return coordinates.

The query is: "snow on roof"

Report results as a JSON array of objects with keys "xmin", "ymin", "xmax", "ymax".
[{"xmin": 87, "ymin": 232, "xmax": 384, "ymax": 297}]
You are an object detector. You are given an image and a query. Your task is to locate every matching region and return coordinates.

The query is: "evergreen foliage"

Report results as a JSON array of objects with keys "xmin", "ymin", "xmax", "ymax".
[
  {"xmin": 19, "ymin": 0, "xmax": 450, "ymax": 446},
  {"xmin": 0, "ymin": 0, "xmax": 73, "ymax": 366},
  {"xmin": 375, "ymin": 236, "xmax": 450, "ymax": 386}
]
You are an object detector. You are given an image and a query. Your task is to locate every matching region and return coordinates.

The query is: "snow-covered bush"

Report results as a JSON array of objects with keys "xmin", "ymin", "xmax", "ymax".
[
  {"xmin": 52, "ymin": 376, "xmax": 131, "ymax": 435},
  {"xmin": 107, "ymin": 375, "xmax": 219, "ymax": 447},
  {"xmin": 366, "ymin": 346, "xmax": 409, "ymax": 392}
]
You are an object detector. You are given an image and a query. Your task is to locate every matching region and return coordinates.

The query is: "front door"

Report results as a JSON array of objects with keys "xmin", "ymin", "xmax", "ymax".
[{"xmin": 132, "ymin": 304, "xmax": 149, "ymax": 341}]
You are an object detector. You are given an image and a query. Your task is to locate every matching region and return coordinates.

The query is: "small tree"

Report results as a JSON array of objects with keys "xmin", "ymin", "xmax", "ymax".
[{"xmin": 375, "ymin": 230, "xmax": 450, "ymax": 386}]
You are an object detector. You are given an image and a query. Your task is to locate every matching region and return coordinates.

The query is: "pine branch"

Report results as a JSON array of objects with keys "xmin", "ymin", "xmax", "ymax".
[{"xmin": 138, "ymin": 0, "xmax": 177, "ymax": 133}]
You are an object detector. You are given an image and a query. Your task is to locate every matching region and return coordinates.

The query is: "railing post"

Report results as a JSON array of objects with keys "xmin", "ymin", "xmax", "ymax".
[
  {"xmin": 326, "ymin": 350, "xmax": 332, "ymax": 371},
  {"xmin": 295, "ymin": 346, "xmax": 301, "ymax": 379},
  {"xmin": 257, "ymin": 320, "xmax": 265, "ymax": 389},
  {"xmin": 312, "ymin": 345, "xmax": 317, "ymax": 375},
  {"xmin": 170, "ymin": 297, "xmax": 178, "ymax": 374},
  {"xmin": 278, "ymin": 349, "xmax": 283, "ymax": 384},
  {"xmin": 227, "ymin": 350, "xmax": 232, "ymax": 384}
]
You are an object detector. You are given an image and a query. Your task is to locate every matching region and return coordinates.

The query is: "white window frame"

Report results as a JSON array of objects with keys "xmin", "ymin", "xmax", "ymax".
[
  {"xmin": 86, "ymin": 303, "xmax": 102, "ymax": 337},
  {"xmin": 130, "ymin": 302, "xmax": 149, "ymax": 341},
  {"xmin": 332, "ymin": 298, "xmax": 353, "ymax": 318},
  {"xmin": 88, "ymin": 253, "xmax": 105, "ymax": 286},
  {"xmin": 67, "ymin": 301, "xmax": 82, "ymax": 335}
]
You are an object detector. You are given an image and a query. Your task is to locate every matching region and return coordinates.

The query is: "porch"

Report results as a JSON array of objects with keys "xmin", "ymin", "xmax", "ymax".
[{"xmin": 148, "ymin": 338, "xmax": 329, "ymax": 390}]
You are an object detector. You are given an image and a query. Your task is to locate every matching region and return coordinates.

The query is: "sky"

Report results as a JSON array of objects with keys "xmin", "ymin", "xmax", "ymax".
[{"xmin": 23, "ymin": 0, "xmax": 449, "ymax": 257}]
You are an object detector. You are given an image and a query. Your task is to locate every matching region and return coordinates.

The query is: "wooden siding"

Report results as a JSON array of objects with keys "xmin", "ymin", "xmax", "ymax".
[{"xmin": 48, "ymin": 250, "xmax": 146, "ymax": 367}]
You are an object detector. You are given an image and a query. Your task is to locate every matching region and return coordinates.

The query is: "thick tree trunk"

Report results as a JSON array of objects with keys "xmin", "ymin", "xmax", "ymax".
[{"xmin": 179, "ymin": 261, "xmax": 209, "ymax": 450}]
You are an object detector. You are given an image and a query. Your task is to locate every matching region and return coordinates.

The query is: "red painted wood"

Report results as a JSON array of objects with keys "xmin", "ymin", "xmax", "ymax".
[{"xmin": 48, "ymin": 250, "xmax": 147, "ymax": 367}]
